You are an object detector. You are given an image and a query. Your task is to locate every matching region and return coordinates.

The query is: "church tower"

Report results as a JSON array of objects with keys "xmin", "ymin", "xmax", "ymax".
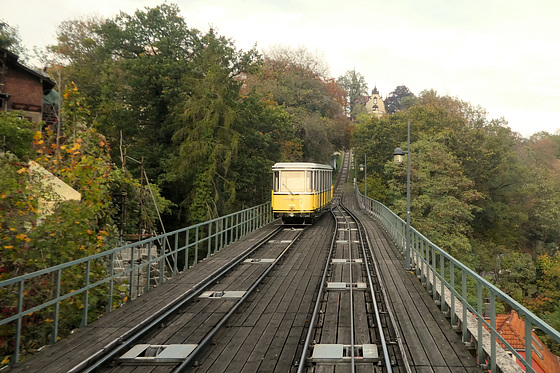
[{"xmin": 364, "ymin": 86, "xmax": 386, "ymax": 117}]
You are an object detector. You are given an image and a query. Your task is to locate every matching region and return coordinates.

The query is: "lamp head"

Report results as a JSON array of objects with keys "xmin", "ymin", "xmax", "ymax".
[{"xmin": 393, "ymin": 147, "xmax": 405, "ymax": 164}]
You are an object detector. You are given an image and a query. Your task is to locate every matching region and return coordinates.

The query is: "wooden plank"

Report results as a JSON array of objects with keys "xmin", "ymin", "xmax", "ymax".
[{"xmin": 195, "ymin": 326, "xmax": 253, "ymax": 373}]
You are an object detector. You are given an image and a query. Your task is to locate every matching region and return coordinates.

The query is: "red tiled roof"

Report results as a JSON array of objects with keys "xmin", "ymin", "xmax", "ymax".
[{"xmin": 487, "ymin": 311, "xmax": 560, "ymax": 373}]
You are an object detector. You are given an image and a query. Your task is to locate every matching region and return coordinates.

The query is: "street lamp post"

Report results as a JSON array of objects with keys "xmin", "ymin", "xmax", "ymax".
[
  {"xmin": 393, "ymin": 121, "xmax": 412, "ymax": 269},
  {"xmin": 359, "ymin": 154, "xmax": 367, "ymax": 199}
]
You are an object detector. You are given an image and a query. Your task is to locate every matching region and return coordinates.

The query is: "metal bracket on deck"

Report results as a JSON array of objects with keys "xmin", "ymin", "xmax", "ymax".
[
  {"xmin": 199, "ymin": 290, "xmax": 247, "ymax": 299},
  {"xmin": 311, "ymin": 344, "xmax": 379, "ymax": 362},
  {"xmin": 243, "ymin": 258, "xmax": 275, "ymax": 263},
  {"xmin": 118, "ymin": 344, "xmax": 198, "ymax": 365},
  {"xmin": 326, "ymin": 282, "xmax": 367, "ymax": 290},
  {"xmin": 332, "ymin": 259, "xmax": 363, "ymax": 264}
]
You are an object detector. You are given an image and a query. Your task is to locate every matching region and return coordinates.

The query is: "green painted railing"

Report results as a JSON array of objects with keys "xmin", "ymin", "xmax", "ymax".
[
  {"xmin": 356, "ymin": 188, "xmax": 560, "ymax": 373},
  {"xmin": 0, "ymin": 202, "xmax": 273, "ymax": 365}
]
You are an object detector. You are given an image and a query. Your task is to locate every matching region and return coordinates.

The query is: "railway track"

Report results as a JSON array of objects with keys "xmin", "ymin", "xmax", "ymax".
[
  {"xmin": 69, "ymin": 224, "xmax": 307, "ymax": 372},
  {"xmin": 69, "ymin": 151, "xmax": 410, "ymax": 373},
  {"xmin": 296, "ymin": 189, "xmax": 411, "ymax": 372}
]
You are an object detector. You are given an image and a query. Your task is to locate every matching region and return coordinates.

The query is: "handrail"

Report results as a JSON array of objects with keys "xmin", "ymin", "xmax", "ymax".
[
  {"xmin": 0, "ymin": 202, "xmax": 273, "ymax": 365},
  {"xmin": 355, "ymin": 186, "xmax": 560, "ymax": 373}
]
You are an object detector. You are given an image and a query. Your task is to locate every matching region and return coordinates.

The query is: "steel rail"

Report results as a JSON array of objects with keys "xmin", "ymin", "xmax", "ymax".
[
  {"xmin": 70, "ymin": 226, "xmax": 284, "ymax": 373},
  {"xmin": 342, "ymin": 203, "xmax": 394, "ymax": 373},
  {"xmin": 296, "ymin": 204, "xmax": 339, "ymax": 373},
  {"xmin": 338, "ymin": 204, "xmax": 357, "ymax": 371},
  {"xmin": 354, "ymin": 206, "xmax": 413, "ymax": 373},
  {"xmin": 172, "ymin": 227, "xmax": 306, "ymax": 372}
]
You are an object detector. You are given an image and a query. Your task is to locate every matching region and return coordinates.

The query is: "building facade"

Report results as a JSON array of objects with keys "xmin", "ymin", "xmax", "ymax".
[
  {"xmin": 0, "ymin": 48, "xmax": 56, "ymax": 124},
  {"xmin": 364, "ymin": 86, "xmax": 386, "ymax": 117}
]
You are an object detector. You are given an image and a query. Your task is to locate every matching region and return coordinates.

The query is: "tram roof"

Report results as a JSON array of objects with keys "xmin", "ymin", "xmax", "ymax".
[{"xmin": 272, "ymin": 162, "xmax": 332, "ymax": 171}]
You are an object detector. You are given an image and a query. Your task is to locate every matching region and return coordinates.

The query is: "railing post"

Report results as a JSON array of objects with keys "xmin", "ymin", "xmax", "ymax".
[
  {"xmin": 108, "ymin": 252, "xmax": 114, "ymax": 313},
  {"xmin": 159, "ymin": 238, "xmax": 165, "ymax": 285},
  {"xmin": 432, "ymin": 246, "xmax": 437, "ymax": 300},
  {"xmin": 129, "ymin": 246, "xmax": 135, "ymax": 301},
  {"xmin": 52, "ymin": 269, "xmax": 62, "ymax": 344},
  {"xmin": 146, "ymin": 241, "xmax": 152, "ymax": 294},
  {"xmin": 173, "ymin": 233, "xmax": 178, "ymax": 275},
  {"xmin": 184, "ymin": 229, "xmax": 189, "ymax": 271},
  {"xmin": 13, "ymin": 280, "xmax": 24, "ymax": 364},
  {"xmin": 82, "ymin": 260, "xmax": 91, "ymax": 327},
  {"xmin": 490, "ymin": 291, "xmax": 497, "ymax": 373},
  {"xmin": 524, "ymin": 314, "xmax": 534, "ymax": 373},
  {"xmin": 462, "ymin": 269, "xmax": 468, "ymax": 343},
  {"xmin": 477, "ymin": 281, "xmax": 483, "ymax": 365},
  {"xmin": 194, "ymin": 226, "xmax": 199, "ymax": 265},
  {"xmin": 440, "ymin": 253, "xmax": 446, "ymax": 312},
  {"xmin": 207, "ymin": 222, "xmax": 212, "ymax": 258},
  {"xmin": 450, "ymin": 262, "xmax": 456, "ymax": 326},
  {"xmin": 235, "ymin": 212, "xmax": 239, "ymax": 241}
]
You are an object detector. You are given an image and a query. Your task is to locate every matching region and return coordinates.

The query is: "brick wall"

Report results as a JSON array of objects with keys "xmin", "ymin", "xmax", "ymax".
[{"xmin": 4, "ymin": 66, "xmax": 44, "ymax": 109}]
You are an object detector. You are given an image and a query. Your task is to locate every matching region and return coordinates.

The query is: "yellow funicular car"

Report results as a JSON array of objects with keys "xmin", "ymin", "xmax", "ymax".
[{"xmin": 271, "ymin": 162, "xmax": 333, "ymax": 224}]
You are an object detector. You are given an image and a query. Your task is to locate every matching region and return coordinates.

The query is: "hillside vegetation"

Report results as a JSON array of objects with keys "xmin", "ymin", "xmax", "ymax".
[{"xmin": 1, "ymin": 2, "xmax": 559, "ymax": 363}]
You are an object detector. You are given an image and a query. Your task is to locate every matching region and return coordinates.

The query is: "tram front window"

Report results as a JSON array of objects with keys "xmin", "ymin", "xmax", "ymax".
[{"xmin": 280, "ymin": 171, "xmax": 306, "ymax": 193}]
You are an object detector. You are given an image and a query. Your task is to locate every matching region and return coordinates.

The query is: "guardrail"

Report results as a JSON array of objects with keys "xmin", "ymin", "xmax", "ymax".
[
  {"xmin": 0, "ymin": 202, "xmax": 273, "ymax": 365},
  {"xmin": 356, "ymin": 188, "xmax": 560, "ymax": 373}
]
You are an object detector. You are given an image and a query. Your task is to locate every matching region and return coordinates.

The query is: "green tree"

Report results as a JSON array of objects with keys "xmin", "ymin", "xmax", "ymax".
[
  {"xmin": 495, "ymin": 252, "xmax": 537, "ymax": 302},
  {"xmin": 248, "ymin": 49, "xmax": 349, "ymax": 162},
  {"xmin": 386, "ymin": 136, "xmax": 481, "ymax": 260},
  {"xmin": 0, "ymin": 19, "xmax": 26, "ymax": 57},
  {"xmin": 0, "ymin": 111, "xmax": 36, "ymax": 159},
  {"xmin": 230, "ymin": 94, "xmax": 294, "ymax": 207},
  {"xmin": 384, "ymin": 85, "xmax": 416, "ymax": 114},
  {"xmin": 170, "ymin": 30, "xmax": 259, "ymax": 223},
  {"xmin": 337, "ymin": 69, "xmax": 369, "ymax": 120}
]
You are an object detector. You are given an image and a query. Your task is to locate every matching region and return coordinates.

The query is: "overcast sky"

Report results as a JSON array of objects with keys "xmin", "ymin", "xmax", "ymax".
[{"xmin": 3, "ymin": 0, "xmax": 559, "ymax": 137}]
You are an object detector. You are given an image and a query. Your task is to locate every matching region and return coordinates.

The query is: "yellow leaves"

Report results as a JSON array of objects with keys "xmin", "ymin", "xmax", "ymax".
[
  {"xmin": 17, "ymin": 167, "xmax": 28, "ymax": 174},
  {"xmin": 33, "ymin": 131, "xmax": 42, "ymax": 140},
  {"xmin": 1, "ymin": 193, "xmax": 6, "ymax": 199},
  {"xmin": 9, "ymin": 228, "xmax": 16, "ymax": 231},
  {"xmin": 87, "ymin": 229, "xmax": 93, "ymax": 234},
  {"xmin": 15, "ymin": 233, "xmax": 31, "ymax": 242},
  {"xmin": 2, "ymin": 356, "xmax": 10, "ymax": 365},
  {"xmin": 3, "ymin": 246, "xmax": 14, "ymax": 249}
]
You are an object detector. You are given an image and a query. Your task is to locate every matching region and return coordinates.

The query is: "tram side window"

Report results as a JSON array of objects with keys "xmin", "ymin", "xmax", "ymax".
[
  {"xmin": 312, "ymin": 170, "xmax": 317, "ymax": 192},
  {"xmin": 306, "ymin": 171, "xmax": 312, "ymax": 192},
  {"xmin": 273, "ymin": 171, "xmax": 280, "ymax": 192},
  {"xmin": 280, "ymin": 171, "xmax": 306, "ymax": 193}
]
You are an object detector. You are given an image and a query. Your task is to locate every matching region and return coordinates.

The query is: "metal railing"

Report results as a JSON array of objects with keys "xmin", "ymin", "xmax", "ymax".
[
  {"xmin": 356, "ymin": 188, "xmax": 560, "ymax": 373},
  {"xmin": 0, "ymin": 202, "xmax": 273, "ymax": 365}
]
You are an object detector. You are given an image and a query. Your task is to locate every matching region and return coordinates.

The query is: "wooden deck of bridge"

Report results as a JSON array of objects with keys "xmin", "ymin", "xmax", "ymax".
[
  {"xmin": 6, "ymin": 222, "xmax": 281, "ymax": 373},
  {"xmin": 8, "ymin": 187, "xmax": 482, "ymax": 373},
  {"xmin": 343, "ymin": 187, "xmax": 482, "ymax": 373}
]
